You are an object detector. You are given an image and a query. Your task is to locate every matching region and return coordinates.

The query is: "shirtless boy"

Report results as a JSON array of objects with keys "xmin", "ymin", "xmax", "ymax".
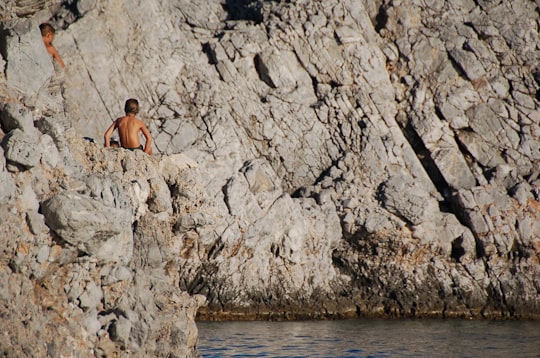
[
  {"xmin": 39, "ymin": 23, "xmax": 65, "ymax": 68},
  {"xmin": 104, "ymin": 99, "xmax": 153, "ymax": 155}
]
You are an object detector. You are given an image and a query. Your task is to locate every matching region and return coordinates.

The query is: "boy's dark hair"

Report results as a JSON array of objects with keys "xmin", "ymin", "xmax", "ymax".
[
  {"xmin": 124, "ymin": 98, "xmax": 139, "ymax": 114},
  {"xmin": 39, "ymin": 23, "xmax": 55, "ymax": 36}
]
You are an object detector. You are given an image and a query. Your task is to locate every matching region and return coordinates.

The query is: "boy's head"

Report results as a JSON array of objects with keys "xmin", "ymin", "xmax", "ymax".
[
  {"xmin": 39, "ymin": 23, "xmax": 56, "ymax": 46},
  {"xmin": 39, "ymin": 23, "xmax": 55, "ymax": 37},
  {"xmin": 124, "ymin": 98, "xmax": 139, "ymax": 115}
]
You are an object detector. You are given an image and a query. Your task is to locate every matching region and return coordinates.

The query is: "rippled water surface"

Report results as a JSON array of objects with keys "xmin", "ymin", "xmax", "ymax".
[{"xmin": 196, "ymin": 319, "xmax": 540, "ymax": 357}]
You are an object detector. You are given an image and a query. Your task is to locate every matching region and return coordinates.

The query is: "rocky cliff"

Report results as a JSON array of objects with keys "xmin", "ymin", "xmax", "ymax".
[{"xmin": 1, "ymin": 0, "xmax": 539, "ymax": 356}]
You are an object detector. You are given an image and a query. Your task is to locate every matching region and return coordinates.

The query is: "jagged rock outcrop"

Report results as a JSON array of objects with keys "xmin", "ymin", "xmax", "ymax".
[
  {"xmin": 1, "ymin": 0, "xmax": 539, "ymax": 355},
  {"xmin": 0, "ymin": 118, "xmax": 205, "ymax": 356}
]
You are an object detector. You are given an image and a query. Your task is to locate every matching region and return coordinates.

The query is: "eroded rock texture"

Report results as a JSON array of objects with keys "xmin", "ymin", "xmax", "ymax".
[{"xmin": 0, "ymin": 0, "xmax": 539, "ymax": 355}]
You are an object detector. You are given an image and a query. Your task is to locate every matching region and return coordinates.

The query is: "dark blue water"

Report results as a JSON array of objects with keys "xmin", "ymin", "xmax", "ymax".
[{"xmin": 196, "ymin": 319, "xmax": 540, "ymax": 357}]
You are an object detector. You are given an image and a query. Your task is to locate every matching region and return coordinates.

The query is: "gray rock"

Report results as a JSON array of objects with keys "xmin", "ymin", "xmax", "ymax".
[
  {"xmin": 39, "ymin": 134, "xmax": 60, "ymax": 168},
  {"xmin": 79, "ymin": 281, "xmax": 103, "ymax": 310},
  {"xmin": 510, "ymin": 182, "xmax": 534, "ymax": 206},
  {"xmin": 110, "ymin": 316, "xmax": 132, "ymax": 346},
  {"xmin": 2, "ymin": 128, "xmax": 42, "ymax": 169},
  {"xmin": 101, "ymin": 265, "xmax": 132, "ymax": 286},
  {"xmin": 82, "ymin": 309, "xmax": 102, "ymax": 337},
  {"xmin": 0, "ymin": 150, "xmax": 15, "ymax": 202},
  {"xmin": 160, "ymin": 120, "xmax": 199, "ymax": 153},
  {"xmin": 458, "ymin": 130, "xmax": 506, "ymax": 168},
  {"xmin": 4, "ymin": 23, "xmax": 54, "ymax": 97},
  {"xmin": 35, "ymin": 245, "xmax": 50, "ymax": 264},
  {"xmin": 0, "ymin": 102, "xmax": 34, "ymax": 133},
  {"xmin": 174, "ymin": 213, "xmax": 208, "ymax": 233},
  {"xmin": 448, "ymin": 48, "xmax": 486, "ymax": 82},
  {"xmin": 26, "ymin": 210, "xmax": 49, "ymax": 236},
  {"xmin": 84, "ymin": 174, "xmax": 132, "ymax": 211},
  {"xmin": 147, "ymin": 176, "xmax": 173, "ymax": 214},
  {"xmin": 467, "ymin": 103, "xmax": 520, "ymax": 151},
  {"xmin": 41, "ymin": 191, "xmax": 133, "ymax": 263},
  {"xmin": 380, "ymin": 174, "xmax": 440, "ymax": 225},
  {"xmin": 77, "ymin": 0, "xmax": 96, "ymax": 16}
]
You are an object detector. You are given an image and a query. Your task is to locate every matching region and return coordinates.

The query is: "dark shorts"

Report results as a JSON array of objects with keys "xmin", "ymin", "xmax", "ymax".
[{"xmin": 125, "ymin": 145, "xmax": 143, "ymax": 151}]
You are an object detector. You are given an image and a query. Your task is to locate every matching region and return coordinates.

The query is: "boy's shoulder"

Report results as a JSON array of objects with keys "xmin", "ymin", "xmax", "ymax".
[
  {"xmin": 118, "ymin": 115, "xmax": 143, "ymax": 124},
  {"xmin": 130, "ymin": 116, "xmax": 145, "ymax": 125}
]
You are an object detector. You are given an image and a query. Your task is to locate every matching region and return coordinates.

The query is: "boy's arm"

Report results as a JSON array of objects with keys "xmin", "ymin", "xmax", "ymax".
[
  {"xmin": 49, "ymin": 46, "xmax": 65, "ymax": 68},
  {"xmin": 140, "ymin": 123, "xmax": 153, "ymax": 155},
  {"xmin": 103, "ymin": 121, "xmax": 117, "ymax": 147}
]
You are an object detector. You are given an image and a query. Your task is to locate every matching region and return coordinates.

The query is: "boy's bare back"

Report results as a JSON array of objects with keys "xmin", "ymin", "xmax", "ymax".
[{"xmin": 116, "ymin": 115, "xmax": 150, "ymax": 149}]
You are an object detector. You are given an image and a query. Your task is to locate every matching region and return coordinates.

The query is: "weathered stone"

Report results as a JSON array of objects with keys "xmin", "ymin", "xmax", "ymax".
[
  {"xmin": 84, "ymin": 174, "xmax": 132, "ymax": 211},
  {"xmin": 79, "ymin": 281, "xmax": 103, "ymax": 310},
  {"xmin": 412, "ymin": 213, "xmax": 467, "ymax": 256},
  {"xmin": 2, "ymin": 128, "xmax": 42, "ymax": 169},
  {"xmin": 380, "ymin": 174, "xmax": 440, "ymax": 225},
  {"xmin": 458, "ymin": 130, "xmax": 506, "ymax": 168},
  {"xmin": 4, "ymin": 23, "xmax": 54, "ymax": 97},
  {"xmin": 77, "ymin": 0, "xmax": 96, "ymax": 16},
  {"xmin": 83, "ymin": 309, "xmax": 102, "ymax": 337},
  {"xmin": 510, "ymin": 182, "xmax": 534, "ymax": 206},
  {"xmin": 467, "ymin": 104, "xmax": 520, "ymax": 150},
  {"xmin": 430, "ymin": 146, "xmax": 476, "ymax": 190},
  {"xmin": 0, "ymin": 150, "xmax": 15, "ymax": 203},
  {"xmin": 39, "ymin": 133, "xmax": 60, "ymax": 168},
  {"xmin": 110, "ymin": 316, "xmax": 132, "ymax": 346},
  {"xmin": 174, "ymin": 213, "xmax": 208, "ymax": 233},
  {"xmin": 101, "ymin": 265, "xmax": 132, "ymax": 286},
  {"xmin": 41, "ymin": 191, "xmax": 133, "ymax": 263},
  {"xmin": 26, "ymin": 210, "xmax": 49, "ymax": 236},
  {"xmin": 147, "ymin": 176, "xmax": 173, "ymax": 214},
  {"xmin": 0, "ymin": 102, "xmax": 34, "ymax": 133},
  {"xmin": 448, "ymin": 48, "xmax": 487, "ymax": 82}
]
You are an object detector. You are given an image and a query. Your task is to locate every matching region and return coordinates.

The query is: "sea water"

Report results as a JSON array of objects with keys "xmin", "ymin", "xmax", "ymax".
[{"xmin": 196, "ymin": 319, "xmax": 540, "ymax": 357}]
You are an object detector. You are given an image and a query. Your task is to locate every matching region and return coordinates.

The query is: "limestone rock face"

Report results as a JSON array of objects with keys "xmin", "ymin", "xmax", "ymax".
[{"xmin": 0, "ymin": 0, "xmax": 539, "ymax": 355}]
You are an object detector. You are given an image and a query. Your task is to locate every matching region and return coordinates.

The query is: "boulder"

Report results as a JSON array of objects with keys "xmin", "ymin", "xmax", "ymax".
[{"xmin": 41, "ymin": 191, "xmax": 133, "ymax": 264}]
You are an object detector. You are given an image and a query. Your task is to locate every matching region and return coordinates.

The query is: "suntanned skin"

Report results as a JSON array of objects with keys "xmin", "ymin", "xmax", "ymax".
[
  {"xmin": 42, "ymin": 32, "xmax": 65, "ymax": 68},
  {"xmin": 104, "ymin": 114, "xmax": 153, "ymax": 155}
]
